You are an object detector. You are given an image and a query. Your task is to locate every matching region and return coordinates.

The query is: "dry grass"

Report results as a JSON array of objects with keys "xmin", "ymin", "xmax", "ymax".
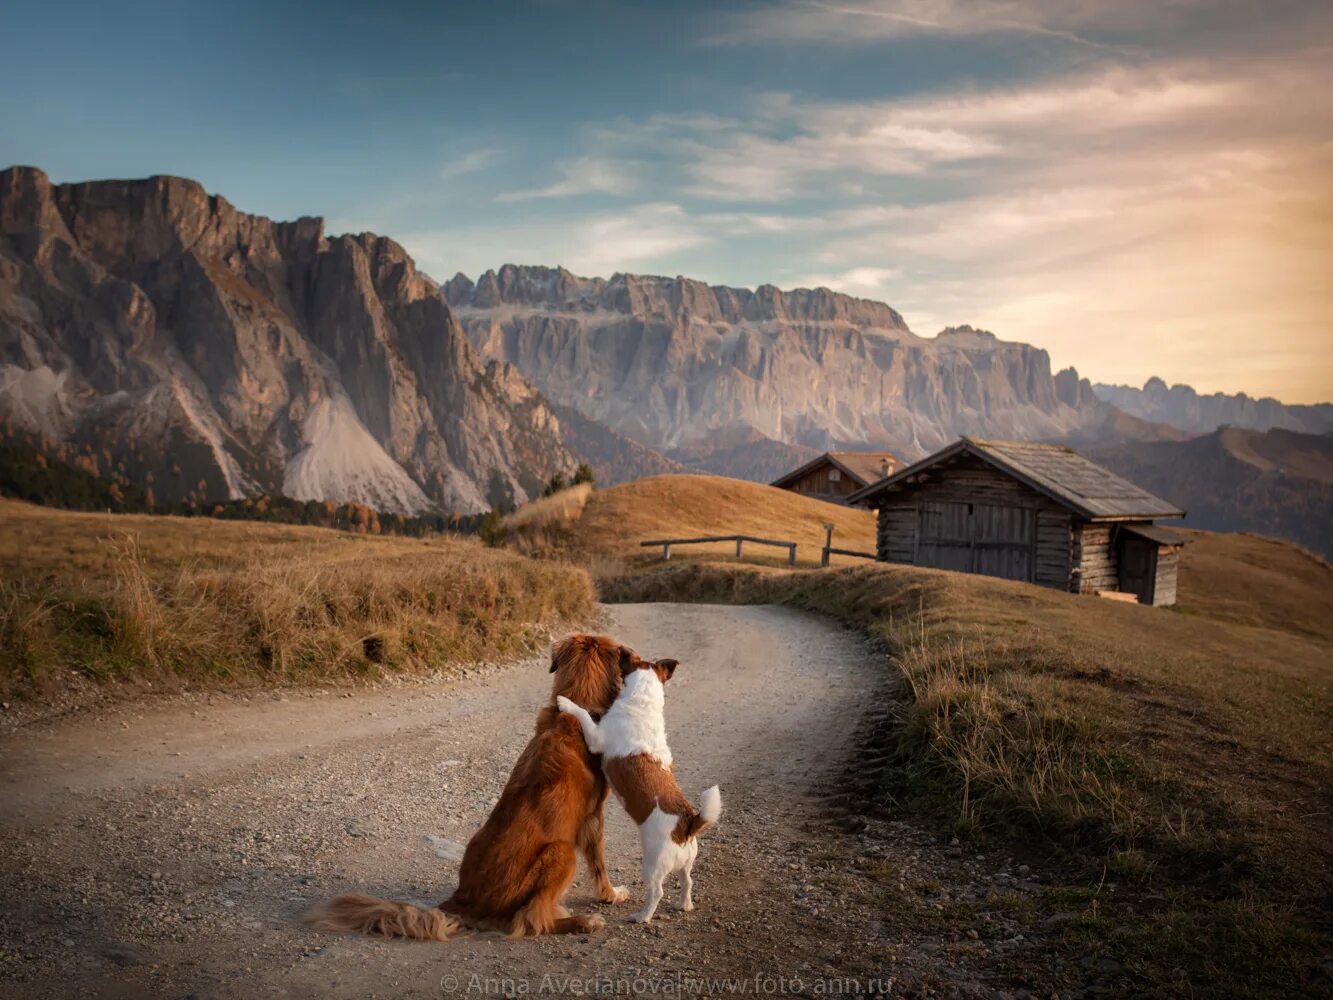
[
  {"xmin": 501, "ymin": 474, "xmax": 878, "ymax": 567},
  {"xmin": 0, "ymin": 500, "xmax": 596, "ymax": 707},
  {"xmin": 1174, "ymin": 528, "xmax": 1333, "ymax": 641},
  {"xmin": 604, "ymin": 554, "xmax": 1331, "ymax": 842},
  {"xmin": 600, "ymin": 533, "xmax": 1333, "ymax": 995},
  {"xmin": 497, "ymin": 481, "xmax": 595, "ymax": 557}
]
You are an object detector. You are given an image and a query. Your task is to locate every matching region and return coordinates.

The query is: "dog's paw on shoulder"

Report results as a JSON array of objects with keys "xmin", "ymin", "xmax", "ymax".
[{"xmin": 555, "ymin": 696, "xmax": 577, "ymax": 714}]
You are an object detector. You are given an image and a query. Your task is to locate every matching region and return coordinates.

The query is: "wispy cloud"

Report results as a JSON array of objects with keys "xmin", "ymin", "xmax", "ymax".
[
  {"xmin": 438, "ymin": 148, "xmax": 499, "ymax": 180},
  {"xmin": 621, "ymin": 66, "xmax": 1249, "ymax": 202},
  {"xmin": 495, "ymin": 156, "xmax": 636, "ymax": 202},
  {"xmin": 400, "ymin": 202, "xmax": 712, "ymax": 283},
  {"xmin": 705, "ymin": 0, "xmax": 1191, "ymax": 49},
  {"xmin": 792, "ymin": 266, "xmax": 903, "ymax": 299}
]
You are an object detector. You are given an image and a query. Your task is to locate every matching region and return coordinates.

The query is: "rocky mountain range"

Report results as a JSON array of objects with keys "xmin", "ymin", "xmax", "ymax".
[
  {"xmin": 3, "ymin": 168, "xmax": 1327, "ymax": 539},
  {"xmin": 444, "ymin": 265, "xmax": 1178, "ymax": 474},
  {"xmin": 1093, "ymin": 378, "xmax": 1333, "ymax": 436},
  {"xmin": 0, "ymin": 167, "xmax": 577, "ymax": 514}
]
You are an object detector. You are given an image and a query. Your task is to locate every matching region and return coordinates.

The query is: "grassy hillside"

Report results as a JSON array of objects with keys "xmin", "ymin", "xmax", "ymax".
[
  {"xmin": 0, "ymin": 500, "xmax": 595, "ymax": 709},
  {"xmin": 499, "ymin": 473, "xmax": 878, "ymax": 567},
  {"xmin": 600, "ymin": 526, "xmax": 1332, "ymax": 996},
  {"xmin": 1176, "ymin": 528, "xmax": 1333, "ymax": 640}
]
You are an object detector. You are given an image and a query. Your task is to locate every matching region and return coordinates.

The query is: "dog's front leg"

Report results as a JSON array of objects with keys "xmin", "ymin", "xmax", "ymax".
[{"xmin": 580, "ymin": 788, "xmax": 629, "ymax": 904}]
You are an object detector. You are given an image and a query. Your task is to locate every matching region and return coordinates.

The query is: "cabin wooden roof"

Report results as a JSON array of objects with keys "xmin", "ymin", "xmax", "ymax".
[
  {"xmin": 771, "ymin": 450, "xmax": 903, "ymax": 490},
  {"xmin": 1122, "ymin": 523, "xmax": 1190, "ymax": 546},
  {"xmin": 847, "ymin": 437, "xmax": 1185, "ymax": 521}
]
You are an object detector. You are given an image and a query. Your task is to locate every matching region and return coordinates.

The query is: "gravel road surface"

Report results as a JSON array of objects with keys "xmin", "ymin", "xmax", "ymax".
[{"xmin": 0, "ymin": 604, "xmax": 1037, "ymax": 999}]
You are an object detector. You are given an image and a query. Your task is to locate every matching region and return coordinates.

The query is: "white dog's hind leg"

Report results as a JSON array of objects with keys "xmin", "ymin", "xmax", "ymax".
[
  {"xmin": 677, "ymin": 857, "xmax": 695, "ymax": 911},
  {"xmin": 632, "ymin": 809, "xmax": 676, "ymax": 923}
]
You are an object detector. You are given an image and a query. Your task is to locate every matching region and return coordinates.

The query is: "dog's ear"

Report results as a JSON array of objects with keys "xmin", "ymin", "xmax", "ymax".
[
  {"xmin": 656, "ymin": 658, "xmax": 678, "ymax": 682},
  {"xmin": 617, "ymin": 645, "xmax": 637, "ymax": 677}
]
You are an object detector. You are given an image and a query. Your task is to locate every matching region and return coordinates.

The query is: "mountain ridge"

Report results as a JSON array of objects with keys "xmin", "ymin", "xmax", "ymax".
[
  {"xmin": 445, "ymin": 263, "xmax": 1185, "ymax": 462},
  {"xmin": 0, "ymin": 167, "xmax": 577, "ymax": 513},
  {"xmin": 1093, "ymin": 377, "xmax": 1333, "ymax": 436}
]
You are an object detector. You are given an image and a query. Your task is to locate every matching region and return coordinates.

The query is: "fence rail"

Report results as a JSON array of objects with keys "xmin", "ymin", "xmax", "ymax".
[
  {"xmin": 820, "ymin": 545, "xmax": 879, "ymax": 567},
  {"xmin": 640, "ymin": 534, "xmax": 798, "ymax": 565}
]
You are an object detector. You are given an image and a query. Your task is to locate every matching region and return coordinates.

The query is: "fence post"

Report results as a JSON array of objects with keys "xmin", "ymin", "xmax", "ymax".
[
  {"xmin": 663, "ymin": 543, "xmax": 671, "ymax": 561},
  {"xmin": 788, "ymin": 544, "xmax": 797, "ymax": 566},
  {"xmin": 735, "ymin": 538, "xmax": 743, "ymax": 558},
  {"xmin": 822, "ymin": 523, "xmax": 834, "ymax": 568}
]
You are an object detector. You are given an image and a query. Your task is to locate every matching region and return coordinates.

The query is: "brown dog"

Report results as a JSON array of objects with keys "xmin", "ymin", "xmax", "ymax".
[{"xmin": 309, "ymin": 634, "xmax": 636, "ymax": 939}]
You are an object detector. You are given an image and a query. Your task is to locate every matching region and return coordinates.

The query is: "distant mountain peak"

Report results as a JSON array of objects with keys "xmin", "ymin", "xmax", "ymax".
[{"xmin": 1093, "ymin": 378, "xmax": 1332, "ymax": 436}]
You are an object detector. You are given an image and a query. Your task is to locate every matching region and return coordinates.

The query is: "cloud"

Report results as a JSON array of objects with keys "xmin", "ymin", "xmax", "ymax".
[
  {"xmin": 438, "ymin": 148, "xmax": 499, "ymax": 180},
  {"xmin": 398, "ymin": 202, "xmax": 713, "ymax": 285},
  {"xmin": 670, "ymin": 66, "xmax": 1253, "ymax": 201},
  {"xmin": 792, "ymin": 266, "xmax": 903, "ymax": 299},
  {"xmin": 705, "ymin": 0, "xmax": 1200, "ymax": 48},
  {"xmin": 568, "ymin": 203, "xmax": 711, "ymax": 273},
  {"xmin": 495, "ymin": 156, "xmax": 636, "ymax": 202}
]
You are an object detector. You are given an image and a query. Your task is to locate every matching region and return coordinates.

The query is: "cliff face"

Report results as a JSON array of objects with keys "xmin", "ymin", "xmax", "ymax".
[
  {"xmin": 445, "ymin": 265, "xmax": 1144, "ymax": 460},
  {"xmin": 0, "ymin": 168, "xmax": 576, "ymax": 512},
  {"xmin": 1093, "ymin": 377, "xmax": 1333, "ymax": 436}
]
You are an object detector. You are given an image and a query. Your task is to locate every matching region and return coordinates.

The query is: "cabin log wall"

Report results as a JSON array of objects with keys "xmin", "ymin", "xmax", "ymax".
[
  {"xmin": 785, "ymin": 463, "xmax": 861, "ymax": 503},
  {"xmin": 872, "ymin": 455, "xmax": 1074, "ymax": 590},
  {"xmin": 1073, "ymin": 524, "xmax": 1118, "ymax": 593},
  {"xmin": 877, "ymin": 505, "xmax": 916, "ymax": 563}
]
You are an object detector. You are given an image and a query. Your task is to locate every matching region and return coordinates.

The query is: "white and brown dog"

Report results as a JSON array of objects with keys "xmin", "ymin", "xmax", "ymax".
[{"xmin": 557, "ymin": 657, "xmax": 720, "ymax": 923}]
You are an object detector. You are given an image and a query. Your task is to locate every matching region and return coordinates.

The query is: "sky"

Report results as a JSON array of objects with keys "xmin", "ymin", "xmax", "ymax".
[{"xmin": 2, "ymin": 0, "xmax": 1330, "ymax": 403}]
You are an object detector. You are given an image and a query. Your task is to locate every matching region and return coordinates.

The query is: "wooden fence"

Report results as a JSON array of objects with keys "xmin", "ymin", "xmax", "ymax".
[
  {"xmin": 818, "ymin": 523, "xmax": 878, "ymax": 567},
  {"xmin": 640, "ymin": 534, "xmax": 798, "ymax": 565},
  {"xmin": 820, "ymin": 545, "xmax": 878, "ymax": 567}
]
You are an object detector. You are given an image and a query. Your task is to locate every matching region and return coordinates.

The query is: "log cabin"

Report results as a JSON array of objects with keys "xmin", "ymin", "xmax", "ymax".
[
  {"xmin": 771, "ymin": 451, "xmax": 903, "ymax": 505},
  {"xmin": 847, "ymin": 437, "xmax": 1188, "ymax": 606}
]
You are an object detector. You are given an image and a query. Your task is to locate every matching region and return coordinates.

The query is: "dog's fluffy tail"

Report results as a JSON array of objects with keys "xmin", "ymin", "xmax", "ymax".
[
  {"xmin": 306, "ymin": 893, "xmax": 460, "ymax": 941},
  {"xmin": 684, "ymin": 785, "xmax": 722, "ymax": 839}
]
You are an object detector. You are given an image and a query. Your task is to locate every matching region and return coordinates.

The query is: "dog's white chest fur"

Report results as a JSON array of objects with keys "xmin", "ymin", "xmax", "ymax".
[{"xmin": 597, "ymin": 670, "xmax": 673, "ymax": 768}]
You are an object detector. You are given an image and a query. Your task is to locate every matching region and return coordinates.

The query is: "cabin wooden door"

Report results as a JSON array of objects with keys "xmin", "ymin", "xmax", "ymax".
[
  {"xmin": 1117, "ymin": 535, "xmax": 1156, "ymax": 604},
  {"xmin": 916, "ymin": 502, "xmax": 973, "ymax": 571},
  {"xmin": 915, "ymin": 502, "xmax": 1035, "ymax": 581}
]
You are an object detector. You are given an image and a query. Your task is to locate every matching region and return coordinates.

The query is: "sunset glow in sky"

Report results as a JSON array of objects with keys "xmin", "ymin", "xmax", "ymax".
[{"xmin": 3, "ymin": 0, "xmax": 1330, "ymax": 401}]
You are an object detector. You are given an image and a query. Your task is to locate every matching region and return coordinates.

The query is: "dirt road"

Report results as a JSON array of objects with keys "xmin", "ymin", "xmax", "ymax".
[{"xmin": 0, "ymin": 604, "xmax": 1024, "ymax": 999}]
